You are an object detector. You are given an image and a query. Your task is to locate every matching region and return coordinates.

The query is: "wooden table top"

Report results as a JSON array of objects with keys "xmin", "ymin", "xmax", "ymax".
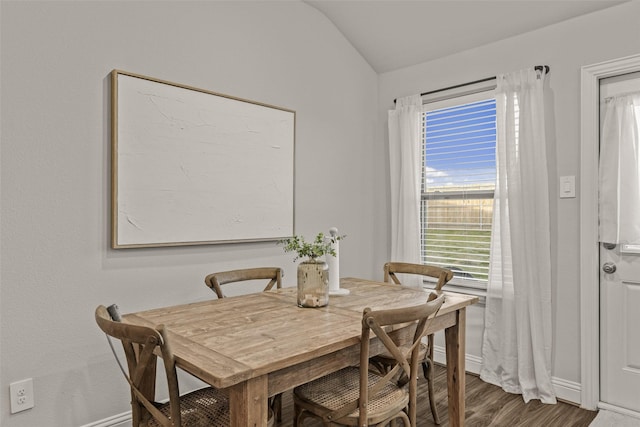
[{"xmin": 124, "ymin": 277, "xmax": 478, "ymax": 390}]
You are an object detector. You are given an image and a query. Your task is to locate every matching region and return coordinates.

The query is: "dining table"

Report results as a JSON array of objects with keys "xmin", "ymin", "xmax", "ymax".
[{"xmin": 123, "ymin": 277, "xmax": 478, "ymax": 426}]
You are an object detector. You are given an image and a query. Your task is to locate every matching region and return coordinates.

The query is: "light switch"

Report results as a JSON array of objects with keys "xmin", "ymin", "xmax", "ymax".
[{"xmin": 560, "ymin": 175, "xmax": 575, "ymax": 198}]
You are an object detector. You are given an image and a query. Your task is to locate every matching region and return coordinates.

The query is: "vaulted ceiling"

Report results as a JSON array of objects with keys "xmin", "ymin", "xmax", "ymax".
[{"xmin": 304, "ymin": 0, "xmax": 628, "ymax": 73}]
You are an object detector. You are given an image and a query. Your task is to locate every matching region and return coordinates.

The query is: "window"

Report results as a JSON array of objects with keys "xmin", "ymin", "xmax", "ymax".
[{"xmin": 421, "ymin": 91, "xmax": 496, "ymax": 291}]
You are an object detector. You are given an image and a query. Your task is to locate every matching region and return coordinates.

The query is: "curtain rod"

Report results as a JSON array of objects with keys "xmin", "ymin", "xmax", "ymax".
[{"xmin": 393, "ymin": 65, "xmax": 550, "ymax": 104}]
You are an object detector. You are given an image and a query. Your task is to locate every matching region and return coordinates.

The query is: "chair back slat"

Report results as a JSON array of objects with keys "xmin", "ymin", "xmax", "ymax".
[
  {"xmin": 366, "ymin": 292, "xmax": 443, "ymax": 378},
  {"xmin": 384, "ymin": 262, "xmax": 453, "ymax": 290},
  {"xmin": 204, "ymin": 267, "xmax": 282, "ymax": 298}
]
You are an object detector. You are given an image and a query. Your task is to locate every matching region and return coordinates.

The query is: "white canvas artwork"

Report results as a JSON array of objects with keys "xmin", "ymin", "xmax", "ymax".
[{"xmin": 112, "ymin": 70, "xmax": 295, "ymax": 248}]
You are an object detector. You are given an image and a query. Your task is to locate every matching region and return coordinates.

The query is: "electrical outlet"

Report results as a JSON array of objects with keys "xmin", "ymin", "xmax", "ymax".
[{"xmin": 10, "ymin": 378, "xmax": 34, "ymax": 413}]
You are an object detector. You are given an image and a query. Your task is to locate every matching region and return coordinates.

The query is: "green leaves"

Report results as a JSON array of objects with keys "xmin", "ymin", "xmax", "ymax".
[{"xmin": 279, "ymin": 232, "xmax": 346, "ymax": 262}]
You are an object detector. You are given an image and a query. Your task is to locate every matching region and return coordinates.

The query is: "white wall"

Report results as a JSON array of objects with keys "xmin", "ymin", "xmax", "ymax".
[
  {"xmin": 0, "ymin": 2, "xmax": 378, "ymax": 426},
  {"xmin": 379, "ymin": 0, "xmax": 640, "ymax": 394}
]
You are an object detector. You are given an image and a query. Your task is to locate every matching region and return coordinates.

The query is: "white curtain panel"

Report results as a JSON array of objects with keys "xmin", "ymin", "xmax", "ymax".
[
  {"xmin": 480, "ymin": 68, "xmax": 556, "ymax": 404},
  {"xmin": 599, "ymin": 92, "xmax": 640, "ymax": 244},
  {"xmin": 388, "ymin": 95, "xmax": 422, "ymax": 286}
]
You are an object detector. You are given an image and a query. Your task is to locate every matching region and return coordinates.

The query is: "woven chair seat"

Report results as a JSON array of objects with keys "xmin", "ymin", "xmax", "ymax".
[
  {"xmin": 294, "ymin": 366, "xmax": 409, "ymax": 425},
  {"xmin": 147, "ymin": 387, "xmax": 230, "ymax": 427},
  {"xmin": 148, "ymin": 386, "xmax": 275, "ymax": 427}
]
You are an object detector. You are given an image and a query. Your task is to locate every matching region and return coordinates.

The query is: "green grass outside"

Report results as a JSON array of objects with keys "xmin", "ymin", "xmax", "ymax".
[{"xmin": 424, "ymin": 228, "xmax": 491, "ymax": 281}]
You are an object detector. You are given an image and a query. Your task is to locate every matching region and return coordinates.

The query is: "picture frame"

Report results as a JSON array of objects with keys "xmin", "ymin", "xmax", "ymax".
[{"xmin": 111, "ymin": 70, "xmax": 295, "ymax": 248}]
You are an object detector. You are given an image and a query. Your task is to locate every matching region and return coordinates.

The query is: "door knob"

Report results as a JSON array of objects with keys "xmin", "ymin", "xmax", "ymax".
[{"xmin": 602, "ymin": 262, "xmax": 617, "ymax": 274}]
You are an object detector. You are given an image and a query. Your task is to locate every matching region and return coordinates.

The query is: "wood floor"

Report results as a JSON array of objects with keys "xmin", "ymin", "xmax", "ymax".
[{"xmin": 276, "ymin": 364, "xmax": 598, "ymax": 426}]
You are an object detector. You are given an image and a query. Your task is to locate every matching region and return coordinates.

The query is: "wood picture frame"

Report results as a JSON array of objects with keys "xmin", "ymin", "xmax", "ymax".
[{"xmin": 111, "ymin": 70, "xmax": 295, "ymax": 248}]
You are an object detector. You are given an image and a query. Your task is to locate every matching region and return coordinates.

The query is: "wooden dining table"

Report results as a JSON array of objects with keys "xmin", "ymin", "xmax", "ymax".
[{"xmin": 124, "ymin": 277, "xmax": 478, "ymax": 426}]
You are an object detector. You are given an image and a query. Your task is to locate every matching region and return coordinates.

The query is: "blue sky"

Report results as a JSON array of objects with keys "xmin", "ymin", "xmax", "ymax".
[{"xmin": 424, "ymin": 99, "xmax": 496, "ymax": 188}]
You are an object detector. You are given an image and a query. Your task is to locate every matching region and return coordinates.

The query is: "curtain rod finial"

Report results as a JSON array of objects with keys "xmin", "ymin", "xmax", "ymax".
[{"xmin": 535, "ymin": 65, "xmax": 550, "ymax": 74}]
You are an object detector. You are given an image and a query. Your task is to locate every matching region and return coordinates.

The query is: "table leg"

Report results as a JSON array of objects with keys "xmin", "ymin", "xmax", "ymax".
[
  {"xmin": 229, "ymin": 375, "xmax": 268, "ymax": 426},
  {"xmin": 445, "ymin": 307, "xmax": 466, "ymax": 427}
]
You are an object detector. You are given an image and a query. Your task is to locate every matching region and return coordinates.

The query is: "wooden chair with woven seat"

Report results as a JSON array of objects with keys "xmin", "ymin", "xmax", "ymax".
[
  {"xmin": 293, "ymin": 293, "xmax": 445, "ymax": 427},
  {"xmin": 95, "ymin": 304, "xmax": 263, "ymax": 427},
  {"xmin": 204, "ymin": 266, "xmax": 283, "ymax": 422},
  {"xmin": 372, "ymin": 262, "xmax": 454, "ymax": 424}
]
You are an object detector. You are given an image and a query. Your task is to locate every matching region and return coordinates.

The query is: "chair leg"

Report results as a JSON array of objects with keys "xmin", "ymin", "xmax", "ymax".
[
  {"xmin": 293, "ymin": 403, "xmax": 303, "ymax": 427},
  {"xmin": 295, "ymin": 405, "xmax": 332, "ymax": 427},
  {"xmin": 422, "ymin": 359, "xmax": 440, "ymax": 425},
  {"xmin": 270, "ymin": 393, "xmax": 283, "ymax": 422}
]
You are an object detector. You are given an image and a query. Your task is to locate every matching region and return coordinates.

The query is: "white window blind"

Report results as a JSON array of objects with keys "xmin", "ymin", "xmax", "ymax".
[{"xmin": 421, "ymin": 92, "xmax": 496, "ymax": 288}]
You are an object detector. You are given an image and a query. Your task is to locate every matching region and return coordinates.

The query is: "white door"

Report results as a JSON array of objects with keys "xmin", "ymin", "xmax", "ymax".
[{"xmin": 599, "ymin": 72, "xmax": 640, "ymax": 412}]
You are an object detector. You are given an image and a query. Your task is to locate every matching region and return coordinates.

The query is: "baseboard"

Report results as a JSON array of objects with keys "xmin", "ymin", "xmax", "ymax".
[
  {"xmin": 433, "ymin": 345, "xmax": 482, "ymax": 374},
  {"xmin": 598, "ymin": 402, "xmax": 640, "ymax": 419},
  {"xmin": 552, "ymin": 375, "xmax": 581, "ymax": 405},
  {"xmin": 79, "ymin": 411, "xmax": 131, "ymax": 427},
  {"xmin": 432, "ymin": 345, "xmax": 582, "ymax": 405}
]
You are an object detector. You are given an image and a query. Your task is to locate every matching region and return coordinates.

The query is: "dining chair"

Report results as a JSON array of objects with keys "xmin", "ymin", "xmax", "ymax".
[
  {"xmin": 293, "ymin": 293, "xmax": 445, "ymax": 427},
  {"xmin": 95, "ymin": 305, "xmax": 259, "ymax": 427},
  {"xmin": 374, "ymin": 261, "xmax": 454, "ymax": 424},
  {"xmin": 204, "ymin": 267, "xmax": 283, "ymax": 299},
  {"xmin": 203, "ymin": 266, "xmax": 283, "ymax": 421}
]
